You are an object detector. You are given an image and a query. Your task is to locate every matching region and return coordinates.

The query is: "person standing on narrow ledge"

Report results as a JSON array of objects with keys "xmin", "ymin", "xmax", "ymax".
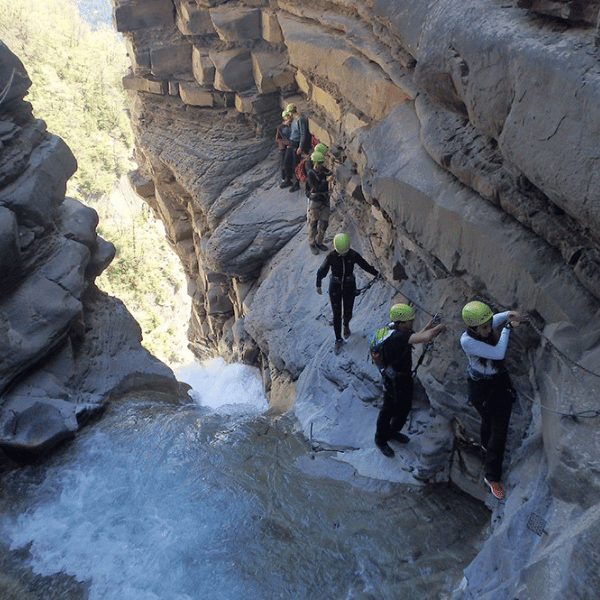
[
  {"xmin": 276, "ymin": 109, "xmax": 293, "ymax": 188},
  {"xmin": 305, "ymin": 151, "xmax": 333, "ymax": 255},
  {"xmin": 460, "ymin": 301, "xmax": 522, "ymax": 500},
  {"xmin": 316, "ymin": 232, "xmax": 379, "ymax": 355},
  {"xmin": 284, "ymin": 103, "xmax": 309, "ymax": 192},
  {"xmin": 374, "ymin": 303, "xmax": 445, "ymax": 458}
]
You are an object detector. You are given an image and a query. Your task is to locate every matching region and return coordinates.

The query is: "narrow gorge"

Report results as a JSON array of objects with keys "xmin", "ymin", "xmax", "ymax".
[{"xmin": 2, "ymin": 0, "xmax": 600, "ymax": 598}]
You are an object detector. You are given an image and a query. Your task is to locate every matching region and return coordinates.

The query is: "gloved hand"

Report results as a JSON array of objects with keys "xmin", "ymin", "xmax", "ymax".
[{"xmin": 316, "ymin": 286, "xmax": 322, "ymax": 295}]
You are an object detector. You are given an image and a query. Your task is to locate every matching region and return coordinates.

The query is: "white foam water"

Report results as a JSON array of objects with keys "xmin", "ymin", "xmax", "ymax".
[
  {"xmin": 0, "ymin": 360, "xmax": 488, "ymax": 600},
  {"xmin": 175, "ymin": 357, "xmax": 267, "ymax": 412}
]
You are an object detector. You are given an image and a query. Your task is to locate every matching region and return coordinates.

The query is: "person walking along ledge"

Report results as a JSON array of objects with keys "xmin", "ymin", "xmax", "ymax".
[{"xmin": 316, "ymin": 233, "xmax": 379, "ymax": 354}]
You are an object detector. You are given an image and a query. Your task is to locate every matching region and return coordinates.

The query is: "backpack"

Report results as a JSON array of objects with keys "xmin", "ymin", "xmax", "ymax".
[
  {"xmin": 369, "ymin": 324, "xmax": 396, "ymax": 376},
  {"xmin": 295, "ymin": 157, "xmax": 307, "ymax": 182}
]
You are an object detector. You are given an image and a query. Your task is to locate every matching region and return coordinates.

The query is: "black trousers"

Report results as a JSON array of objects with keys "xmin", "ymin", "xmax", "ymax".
[
  {"xmin": 328, "ymin": 278, "xmax": 356, "ymax": 340},
  {"xmin": 279, "ymin": 148, "xmax": 290, "ymax": 180},
  {"xmin": 468, "ymin": 371, "xmax": 516, "ymax": 481},
  {"xmin": 375, "ymin": 373, "xmax": 414, "ymax": 445},
  {"xmin": 283, "ymin": 141, "xmax": 300, "ymax": 183}
]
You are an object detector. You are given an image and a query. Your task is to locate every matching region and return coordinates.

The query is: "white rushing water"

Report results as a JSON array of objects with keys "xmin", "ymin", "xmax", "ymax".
[{"xmin": 0, "ymin": 359, "xmax": 488, "ymax": 600}]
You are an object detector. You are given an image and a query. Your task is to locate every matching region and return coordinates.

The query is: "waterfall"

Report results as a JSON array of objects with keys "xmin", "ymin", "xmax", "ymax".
[{"xmin": 0, "ymin": 360, "xmax": 488, "ymax": 600}]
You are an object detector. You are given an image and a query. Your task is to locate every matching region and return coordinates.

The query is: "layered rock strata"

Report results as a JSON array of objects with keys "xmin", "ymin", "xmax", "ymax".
[
  {"xmin": 0, "ymin": 42, "xmax": 183, "ymax": 462},
  {"xmin": 37, "ymin": 0, "xmax": 600, "ymax": 598}
]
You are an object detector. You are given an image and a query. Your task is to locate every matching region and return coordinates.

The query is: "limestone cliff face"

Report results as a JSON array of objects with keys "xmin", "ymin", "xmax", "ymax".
[
  {"xmin": 115, "ymin": 1, "xmax": 600, "ymax": 598},
  {"xmin": 0, "ymin": 42, "xmax": 182, "ymax": 463}
]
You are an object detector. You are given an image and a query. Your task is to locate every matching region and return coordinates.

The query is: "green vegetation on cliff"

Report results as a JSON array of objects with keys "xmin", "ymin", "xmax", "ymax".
[
  {"xmin": 0, "ymin": 0, "xmax": 132, "ymax": 199},
  {"xmin": 95, "ymin": 196, "xmax": 194, "ymax": 366}
]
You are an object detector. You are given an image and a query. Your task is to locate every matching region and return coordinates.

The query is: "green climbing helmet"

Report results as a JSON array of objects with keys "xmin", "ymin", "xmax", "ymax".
[
  {"xmin": 314, "ymin": 143, "xmax": 328, "ymax": 154},
  {"xmin": 462, "ymin": 301, "xmax": 493, "ymax": 327},
  {"xmin": 286, "ymin": 102, "xmax": 297, "ymax": 113},
  {"xmin": 311, "ymin": 151, "xmax": 325, "ymax": 163},
  {"xmin": 390, "ymin": 303, "xmax": 415, "ymax": 322},
  {"xmin": 333, "ymin": 232, "xmax": 350, "ymax": 254}
]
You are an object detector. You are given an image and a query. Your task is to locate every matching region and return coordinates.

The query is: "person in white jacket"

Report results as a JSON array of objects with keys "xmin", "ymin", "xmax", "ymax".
[{"xmin": 460, "ymin": 301, "xmax": 522, "ymax": 499}]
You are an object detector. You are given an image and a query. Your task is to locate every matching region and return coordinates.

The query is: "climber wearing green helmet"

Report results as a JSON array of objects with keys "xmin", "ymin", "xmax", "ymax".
[
  {"xmin": 316, "ymin": 233, "xmax": 379, "ymax": 354},
  {"xmin": 460, "ymin": 301, "xmax": 523, "ymax": 499},
  {"xmin": 374, "ymin": 303, "xmax": 446, "ymax": 458},
  {"xmin": 304, "ymin": 143, "xmax": 329, "ymax": 176},
  {"xmin": 305, "ymin": 151, "xmax": 333, "ymax": 255}
]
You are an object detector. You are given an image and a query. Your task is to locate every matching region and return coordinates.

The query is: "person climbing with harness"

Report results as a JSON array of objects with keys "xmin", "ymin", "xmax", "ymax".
[
  {"xmin": 284, "ymin": 103, "xmax": 309, "ymax": 192},
  {"xmin": 373, "ymin": 303, "xmax": 445, "ymax": 458},
  {"xmin": 276, "ymin": 109, "xmax": 293, "ymax": 188},
  {"xmin": 459, "ymin": 301, "xmax": 522, "ymax": 499},
  {"xmin": 316, "ymin": 232, "xmax": 379, "ymax": 355},
  {"xmin": 305, "ymin": 151, "xmax": 333, "ymax": 255}
]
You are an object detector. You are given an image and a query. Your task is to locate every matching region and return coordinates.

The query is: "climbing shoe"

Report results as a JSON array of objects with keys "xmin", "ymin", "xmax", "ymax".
[
  {"xmin": 289, "ymin": 183, "xmax": 300, "ymax": 192},
  {"xmin": 484, "ymin": 477, "xmax": 505, "ymax": 499},
  {"xmin": 390, "ymin": 432, "xmax": 410, "ymax": 444},
  {"xmin": 309, "ymin": 244, "xmax": 319, "ymax": 255},
  {"xmin": 343, "ymin": 324, "xmax": 351, "ymax": 338},
  {"xmin": 376, "ymin": 441, "xmax": 395, "ymax": 458},
  {"xmin": 334, "ymin": 339, "xmax": 343, "ymax": 355},
  {"xmin": 280, "ymin": 180, "xmax": 292, "ymax": 188},
  {"xmin": 316, "ymin": 243, "xmax": 328, "ymax": 252}
]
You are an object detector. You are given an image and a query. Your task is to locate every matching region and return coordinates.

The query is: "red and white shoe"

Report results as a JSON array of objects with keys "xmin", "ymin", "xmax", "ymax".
[{"xmin": 484, "ymin": 477, "xmax": 505, "ymax": 499}]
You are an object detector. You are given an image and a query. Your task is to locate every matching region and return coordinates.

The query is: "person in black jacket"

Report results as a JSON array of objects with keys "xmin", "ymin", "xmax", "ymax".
[
  {"xmin": 316, "ymin": 233, "xmax": 379, "ymax": 354},
  {"xmin": 374, "ymin": 303, "xmax": 445, "ymax": 458},
  {"xmin": 276, "ymin": 110, "xmax": 293, "ymax": 187},
  {"xmin": 305, "ymin": 151, "xmax": 333, "ymax": 255}
]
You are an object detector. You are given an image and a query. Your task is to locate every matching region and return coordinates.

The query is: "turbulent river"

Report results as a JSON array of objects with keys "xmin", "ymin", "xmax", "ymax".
[{"xmin": 0, "ymin": 359, "xmax": 489, "ymax": 600}]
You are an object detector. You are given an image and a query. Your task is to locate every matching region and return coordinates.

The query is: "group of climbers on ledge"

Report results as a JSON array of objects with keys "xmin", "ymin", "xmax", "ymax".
[
  {"xmin": 277, "ymin": 103, "xmax": 334, "ymax": 255},
  {"xmin": 317, "ymin": 234, "xmax": 521, "ymax": 499},
  {"xmin": 318, "ymin": 238, "xmax": 521, "ymax": 499},
  {"xmin": 275, "ymin": 104, "xmax": 522, "ymax": 500}
]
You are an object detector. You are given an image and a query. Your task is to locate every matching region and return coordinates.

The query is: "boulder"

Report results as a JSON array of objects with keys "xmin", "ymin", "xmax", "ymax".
[
  {"xmin": 0, "ymin": 133, "xmax": 77, "ymax": 227},
  {"xmin": 209, "ymin": 6, "xmax": 261, "ymax": 42},
  {"xmin": 0, "ymin": 400, "xmax": 79, "ymax": 458},
  {"xmin": 234, "ymin": 91, "xmax": 280, "ymax": 115},
  {"xmin": 192, "ymin": 47, "xmax": 216, "ymax": 86},
  {"xmin": 179, "ymin": 81, "xmax": 215, "ymax": 107},
  {"xmin": 210, "ymin": 49, "xmax": 255, "ymax": 92},
  {"xmin": 150, "ymin": 42, "xmax": 192, "ymax": 77},
  {"xmin": 113, "ymin": 0, "xmax": 175, "ymax": 32},
  {"xmin": 262, "ymin": 11, "xmax": 284, "ymax": 43},
  {"xmin": 59, "ymin": 197, "xmax": 99, "ymax": 250},
  {"xmin": 251, "ymin": 51, "xmax": 295, "ymax": 94},
  {"xmin": 176, "ymin": 1, "xmax": 215, "ymax": 35}
]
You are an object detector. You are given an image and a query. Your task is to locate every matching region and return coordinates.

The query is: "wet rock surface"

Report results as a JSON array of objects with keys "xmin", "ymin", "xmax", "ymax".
[
  {"xmin": 111, "ymin": 2, "xmax": 600, "ymax": 598},
  {"xmin": 2, "ymin": 1, "xmax": 600, "ymax": 598}
]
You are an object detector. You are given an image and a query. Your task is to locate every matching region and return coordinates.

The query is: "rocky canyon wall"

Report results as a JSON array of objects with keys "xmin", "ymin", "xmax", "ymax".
[
  {"xmin": 0, "ymin": 41, "xmax": 184, "ymax": 465},
  {"xmin": 3, "ymin": 0, "xmax": 594, "ymax": 597},
  {"xmin": 114, "ymin": 1, "xmax": 600, "ymax": 597}
]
